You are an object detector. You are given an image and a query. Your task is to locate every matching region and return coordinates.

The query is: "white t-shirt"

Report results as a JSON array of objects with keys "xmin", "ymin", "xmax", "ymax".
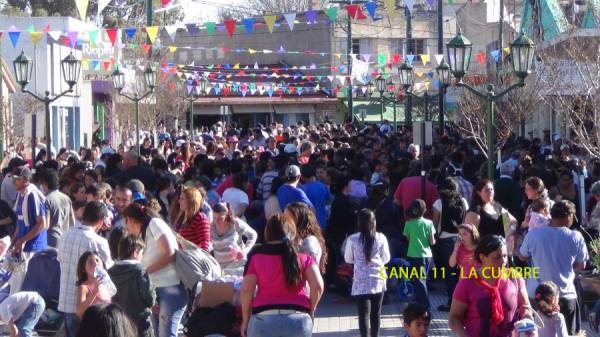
[
  {"xmin": 433, "ymin": 197, "xmax": 469, "ymax": 238},
  {"xmin": 142, "ymin": 218, "xmax": 179, "ymax": 288},
  {"xmin": 0, "ymin": 292, "xmax": 41, "ymax": 323},
  {"xmin": 222, "ymin": 188, "xmax": 249, "ymax": 217},
  {"xmin": 538, "ymin": 312, "xmax": 569, "ymax": 337}
]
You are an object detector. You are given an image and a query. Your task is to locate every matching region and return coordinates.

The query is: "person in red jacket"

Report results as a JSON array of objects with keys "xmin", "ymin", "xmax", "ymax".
[{"xmin": 173, "ymin": 187, "xmax": 211, "ymax": 250}]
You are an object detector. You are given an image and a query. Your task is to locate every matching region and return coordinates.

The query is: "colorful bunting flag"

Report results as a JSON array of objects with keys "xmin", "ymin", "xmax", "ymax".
[
  {"xmin": 243, "ymin": 18, "xmax": 255, "ymax": 35},
  {"xmin": 503, "ymin": 47, "xmax": 510, "ymax": 54},
  {"xmin": 142, "ymin": 44, "xmax": 152, "ymax": 54},
  {"xmin": 205, "ymin": 22, "xmax": 216, "ymax": 36},
  {"xmin": 185, "ymin": 23, "xmax": 198, "ymax": 35},
  {"xmin": 67, "ymin": 31, "xmax": 78, "ymax": 48},
  {"xmin": 264, "ymin": 15, "xmax": 277, "ymax": 33},
  {"xmin": 168, "ymin": 46, "xmax": 177, "ymax": 53},
  {"xmin": 223, "ymin": 20, "xmax": 236, "ymax": 37},
  {"xmin": 29, "ymin": 32, "xmax": 43, "ymax": 45},
  {"xmin": 427, "ymin": 0, "xmax": 434, "ymax": 8},
  {"xmin": 98, "ymin": 0, "xmax": 110, "ymax": 15},
  {"xmin": 283, "ymin": 13, "xmax": 296, "ymax": 31},
  {"xmin": 392, "ymin": 54, "xmax": 401, "ymax": 64},
  {"xmin": 326, "ymin": 7, "xmax": 339, "ymax": 21},
  {"xmin": 8, "ymin": 31, "xmax": 20, "ymax": 48},
  {"xmin": 434, "ymin": 54, "xmax": 444, "ymax": 65},
  {"xmin": 43, "ymin": 25, "xmax": 51, "ymax": 33},
  {"xmin": 378, "ymin": 54, "xmax": 387, "ymax": 65},
  {"xmin": 347, "ymin": 4, "xmax": 367, "ymax": 19},
  {"xmin": 365, "ymin": 2, "xmax": 378, "ymax": 19},
  {"xmin": 48, "ymin": 31, "xmax": 61, "ymax": 41},
  {"xmin": 490, "ymin": 49, "xmax": 500, "ymax": 62},
  {"xmin": 420, "ymin": 54, "xmax": 430, "ymax": 65},
  {"xmin": 102, "ymin": 61, "xmax": 111, "ymax": 71},
  {"xmin": 87, "ymin": 30, "xmax": 98, "ymax": 46},
  {"xmin": 105, "ymin": 28, "xmax": 118, "ymax": 46},
  {"xmin": 146, "ymin": 26, "xmax": 159, "ymax": 44},
  {"xmin": 164, "ymin": 26, "xmax": 177, "ymax": 42},
  {"xmin": 385, "ymin": 0, "xmax": 397, "ymax": 17},
  {"xmin": 405, "ymin": 0, "xmax": 414, "ymax": 13},
  {"xmin": 407, "ymin": 54, "xmax": 415, "ymax": 63},
  {"xmin": 306, "ymin": 10, "xmax": 317, "ymax": 24},
  {"xmin": 476, "ymin": 52, "xmax": 485, "ymax": 65},
  {"xmin": 75, "ymin": 0, "xmax": 89, "ymax": 20}
]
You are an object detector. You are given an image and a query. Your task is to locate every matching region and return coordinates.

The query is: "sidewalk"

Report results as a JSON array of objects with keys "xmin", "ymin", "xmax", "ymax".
[{"xmin": 313, "ymin": 284, "xmax": 600, "ymax": 337}]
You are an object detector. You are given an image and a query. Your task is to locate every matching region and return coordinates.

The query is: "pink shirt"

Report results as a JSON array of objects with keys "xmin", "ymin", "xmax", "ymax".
[
  {"xmin": 393, "ymin": 176, "xmax": 439, "ymax": 218},
  {"xmin": 245, "ymin": 245, "xmax": 315, "ymax": 314},
  {"xmin": 453, "ymin": 276, "xmax": 524, "ymax": 337},
  {"xmin": 456, "ymin": 245, "xmax": 480, "ymax": 275}
]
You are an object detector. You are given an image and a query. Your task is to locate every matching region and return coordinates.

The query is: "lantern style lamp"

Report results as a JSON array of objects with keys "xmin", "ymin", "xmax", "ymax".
[
  {"xmin": 398, "ymin": 61, "xmax": 414, "ymax": 89},
  {"xmin": 436, "ymin": 60, "xmax": 452, "ymax": 87},
  {"xmin": 446, "ymin": 30, "xmax": 473, "ymax": 82},
  {"xmin": 375, "ymin": 75, "xmax": 386, "ymax": 95},
  {"xmin": 61, "ymin": 52, "xmax": 81, "ymax": 89},
  {"xmin": 111, "ymin": 68, "xmax": 126, "ymax": 92},
  {"xmin": 510, "ymin": 32, "xmax": 535, "ymax": 81},
  {"xmin": 143, "ymin": 64, "xmax": 157, "ymax": 90},
  {"xmin": 13, "ymin": 51, "xmax": 33, "ymax": 88}
]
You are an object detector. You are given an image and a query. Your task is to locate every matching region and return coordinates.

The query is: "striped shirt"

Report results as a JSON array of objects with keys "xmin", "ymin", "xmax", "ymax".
[
  {"xmin": 210, "ymin": 218, "xmax": 257, "ymax": 268},
  {"xmin": 177, "ymin": 211, "xmax": 211, "ymax": 251},
  {"xmin": 256, "ymin": 170, "xmax": 279, "ymax": 202}
]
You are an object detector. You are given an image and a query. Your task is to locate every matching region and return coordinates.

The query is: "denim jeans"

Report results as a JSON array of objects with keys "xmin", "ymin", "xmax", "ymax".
[
  {"xmin": 248, "ymin": 312, "xmax": 313, "ymax": 337},
  {"xmin": 153, "ymin": 283, "xmax": 188, "ymax": 337},
  {"xmin": 63, "ymin": 312, "xmax": 80, "ymax": 337},
  {"xmin": 15, "ymin": 294, "xmax": 45, "ymax": 337},
  {"xmin": 406, "ymin": 257, "xmax": 432, "ymax": 308},
  {"xmin": 436, "ymin": 236, "xmax": 459, "ymax": 304}
]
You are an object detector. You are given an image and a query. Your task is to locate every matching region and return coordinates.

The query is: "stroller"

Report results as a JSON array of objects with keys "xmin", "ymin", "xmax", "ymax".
[{"xmin": 20, "ymin": 248, "xmax": 62, "ymax": 336}]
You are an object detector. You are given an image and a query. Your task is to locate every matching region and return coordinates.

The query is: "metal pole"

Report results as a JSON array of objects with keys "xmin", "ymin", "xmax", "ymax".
[
  {"xmin": 347, "ymin": 14, "xmax": 353, "ymax": 123},
  {"xmin": 31, "ymin": 114, "xmax": 36, "ymax": 163},
  {"xmin": 406, "ymin": 7, "xmax": 413, "ymax": 125},
  {"xmin": 135, "ymin": 95, "xmax": 140, "ymax": 158},
  {"xmin": 44, "ymin": 94, "xmax": 51, "ymax": 160},
  {"xmin": 437, "ymin": 0, "xmax": 444, "ymax": 134},
  {"xmin": 498, "ymin": 0, "xmax": 504, "ymax": 79},
  {"xmin": 393, "ymin": 101, "xmax": 397, "ymax": 133},
  {"xmin": 421, "ymin": 93, "xmax": 427, "ymax": 200},
  {"xmin": 487, "ymin": 86, "xmax": 495, "ymax": 179},
  {"xmin": 189, "ymin": 99, "xmax": 194, "ymax": 141},
  {"xmin": 380, "ymin": 96, "xmax": 384, "ymax": 123},
  {"xmin": 406, "ymin": 93, "xmax": 412, "ymax": 126}
]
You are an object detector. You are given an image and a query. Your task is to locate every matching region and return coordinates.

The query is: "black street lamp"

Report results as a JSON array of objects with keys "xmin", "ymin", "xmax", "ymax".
[
  {"xmin": 435, "ymin": 60, "xmax": 452, "ymax": 134},
  {"xmin": 14, "ymin": 51, "xmax": 81, "ymax": 160},
  {"xmin": 112, "ymin": 64, "xmax": 157, "ymax": 158},
  {"xmin": 375, "ymin": 75, "xmax": 386, "ymax": 123},
  {"xmin": 180, "ymin": 75, "xmax": 209, "ymax": 141},
  {"xmin": 446, "ymin": 31, "xmax": 535, "ymax": 178}
]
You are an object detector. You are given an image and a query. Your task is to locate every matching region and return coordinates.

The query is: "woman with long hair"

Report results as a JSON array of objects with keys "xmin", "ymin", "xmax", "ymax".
[
  {"xmin": 240, "ymin": 214, "xmax": 324, "ymax": 337},
  {"xmin": 522, "ymin": 176, "xmax": 553, "ymax": 229},
  {"xmin": 76, "ymin": 304, "xmax": 138, "ymax": 337},
  {"xmin": 123, "ymin": 203, "xmax": 186, "ymax": 337},
  {"xmin": 176, "ymin": 142, "xmax": 193, "ymax": 171},
  {"xmin": 284, "ymin": 202, "xmax": 328, "ymax": 274},
  {"xmin": 344, "ymin": 209, "xmax": 390, "ymax": 337},
  {"xmin": 210, "ymin": 202, "xmax": 257, "ymax": 271},
  {"xmin": 172, "ymin": 187, "xmax": 210, "ymax": 251},
  {"xmin": 464, "ymin": 179, "xmax": 517, "ymax": 237}
]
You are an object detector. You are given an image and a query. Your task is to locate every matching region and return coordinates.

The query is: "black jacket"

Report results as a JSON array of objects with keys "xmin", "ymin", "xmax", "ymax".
[{"xmin": 108, "ymin": 262, "xmax": 155, "ymax": 337}]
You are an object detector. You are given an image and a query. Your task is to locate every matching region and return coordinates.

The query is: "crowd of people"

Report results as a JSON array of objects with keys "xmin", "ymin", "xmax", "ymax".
[{"xmin": 0, "ymin": 120, "xmax": 596, "ymax": 337}]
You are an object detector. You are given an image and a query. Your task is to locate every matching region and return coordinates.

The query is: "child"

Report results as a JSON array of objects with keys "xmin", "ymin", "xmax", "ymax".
[
  {"xmin": 108, "ymin": 235, "xmax": 154, "ymax": 337},
  {"xmin": 344, "ymin": 209, "xmax": 390, "ymax": 337},
  {"xmin": 402, "ymin": 199, "xmax": 435, "ymax": 309},
  {"xmin": 528, "ymin": 198, "xmax": 551, "ymax": 230},
  {"xmin": 403, "ymin": 302, "xmax": 431, "ymax": 337},
  {"xmin": 449, "ymin": 224, "xmax": 481, "ymax": 276},
  {"xmin": 75, "ymin": 251, "xmax": 115, "ymax": 318},
  {"xmin": 535, "ymin": 281, "xmax": 569, "ymax": 337},
  {"xmin": 73, "ymin": 201, "xmax": 88, "ymax": 223}
]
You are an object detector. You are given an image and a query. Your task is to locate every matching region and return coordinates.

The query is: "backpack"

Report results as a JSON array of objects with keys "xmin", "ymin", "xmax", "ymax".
[
  {"xmin": 185, "ymin": 302, "xmax": 237, "ymax": 337},
  {"xmin": 174, "ymin": 236, "xmax": 221, "ymax": 291}
]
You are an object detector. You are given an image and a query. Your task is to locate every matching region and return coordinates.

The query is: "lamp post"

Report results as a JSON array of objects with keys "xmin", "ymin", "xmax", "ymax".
[
  {"xmin": 375, "ymin": 76, "xmax": 386, "ymax": 124},
  {"xmin": 13, "ymin": 51, "xmax": 81, "ymax": 160},
  {"xmin": 181, "ymin": 76, "xmax": 208, "ymax": 142},
  {"xmin": 446, "ymin": 31, "xmax": 535, "ymax": 179},
  {"xmin": 112, "ymin": 64, "xmax": 157, "ymax": 158},
  {"xmin": 437, "ymin": 60, "xmax": 451, "ymax": 134}
]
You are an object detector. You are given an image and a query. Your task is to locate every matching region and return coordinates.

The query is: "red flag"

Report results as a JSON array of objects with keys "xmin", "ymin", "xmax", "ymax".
[
  {"xmin": 224, "ymin": 20, "xmax": 236, "ymax": 38},
  {"xmin": 223, "ymin": 87, "xmax": 230, "ymax": 96},
  {"xmin": 476, "ymin": 52, "xmax": 486, "ymax": 65},
  {"xmin": 142, "ymin": 44, "xmax": 151, "ymax": 54},
  {"xmin": 347, "ymin": 4, "xmax": 367, "ymax": 20},
  {"xmin": 102, "ymin": 61, "xmax": 111, "ymax": 71},
  {"xmin": 392, "ymin": 54, "xmax": 402, "ymax": 64},
  {"xmin": 43, "ymin": 25, "xmax": 51, "ymax": 33},
  {"xmin": 105, "ymin": 28, "xmax": 118, "ymax": 46},
  {"xmin": 161, "ymin": 0, "xmax": 169, "ymax": 7}
]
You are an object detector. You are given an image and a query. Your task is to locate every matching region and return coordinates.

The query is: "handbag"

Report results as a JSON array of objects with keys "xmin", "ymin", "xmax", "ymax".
[{"xmin": 174, "ymin": 235, "xmax": 221, "ymax": 291}]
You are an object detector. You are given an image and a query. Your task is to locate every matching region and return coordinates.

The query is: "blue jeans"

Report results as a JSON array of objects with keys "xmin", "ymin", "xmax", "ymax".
[
  {"xmin": 63, "ymin": 312, "xmax": 80, "ymax": 337},
  {"xmin": 406, "ymin": 257, "xmax": 432, "ymax": 309},
  {"xmin": 153, "ymin": 283, "xmax": 188, "ymax": 337},
  {"xmin": 248, "ymin": 312, "xmax": 313, "ymax": 337},
  {"xmin": 436, "ymin": 236, "xmax": 459, "ymax": 304},
  {"xmin": 15, "ymin": 294, "xmax": 45, "ymax": 337}
]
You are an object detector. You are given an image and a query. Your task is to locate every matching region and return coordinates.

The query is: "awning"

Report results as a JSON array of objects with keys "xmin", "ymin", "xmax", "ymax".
[
  {"xmin": 193, "ymin": 105, "xmax": 221, "ymax": 115},
  {"xmin": 273, "ymin": 104, "xmax": 316, "ymax": 114},
  {"xmin": 232, "ymin": 104, "xmax": 273, "ymax": 114}
]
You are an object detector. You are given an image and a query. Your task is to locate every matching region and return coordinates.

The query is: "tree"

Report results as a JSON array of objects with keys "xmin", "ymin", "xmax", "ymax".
[{"xmin": 217, "ymin": 0, "xmax": 320, "ymax": 21}]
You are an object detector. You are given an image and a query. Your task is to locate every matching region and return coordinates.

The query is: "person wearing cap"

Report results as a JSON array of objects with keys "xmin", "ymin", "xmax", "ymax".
[
  {"xmin": 9, "ymin": 166, "xmax": 48, "ymax": 294},
  {"xmin": 1, "ymin": 158, "xmax": 27, "ymax": 208},
  {"xmin": 226, "ymin": 136, "xmax": 239, "ymax": 160},
  {"xmin": 276, "ymin": 165, "xmax": 313, "ymax": 211},
  {"xmin": 520, "ymin": 200, "xmax": 589, "ymax": 335}
]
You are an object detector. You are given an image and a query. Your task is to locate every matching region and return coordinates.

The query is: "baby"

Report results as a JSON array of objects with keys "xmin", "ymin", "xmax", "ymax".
[{"xmin": 528, "ymin": 198, "xmax": 551, "ymax": 230}]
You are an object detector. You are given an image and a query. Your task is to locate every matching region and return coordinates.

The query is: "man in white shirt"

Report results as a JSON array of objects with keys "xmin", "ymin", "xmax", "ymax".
[{"xmin": 58, "ymin": 201, "xmax": 113, "ymax": 337}]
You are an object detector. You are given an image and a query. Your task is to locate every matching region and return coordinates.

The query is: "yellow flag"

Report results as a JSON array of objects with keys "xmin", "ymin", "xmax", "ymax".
[
  {"xmin": 385, "ymin": 0, "xmax": 397, "ymax": 17},
  {"xmin": 146, "ymin": 26, "xmax": 159, "ymax": 44},
  {"xmin": 75, "ymin": 0, "xmax": 89, "ymax": 20},
  {"xmin": 416, "ymin": 72, "xmax": 424, "ymax": 77},
  {"xmin": 264, "ymin": 15, "xmax": 277, "ymax": 33},
  {"xmin": 424, "ymin": 81, "xmax": 430, "ymax": 90},
  {"xmin": 81, "ymin": 59, "xmax": 89, "ymax": 70},
  {"xmin": 233, "ymin": 63, "xmax": 240, "ymax": 69},
  {"xmin": 335, "ymin": 53, "xmax": 342, "ymax": 59},
  {"xmin": 248, "ymin": 48, "xmax": 257, "ymax": 54},
  {"xmin": 420, "ymin": 54, "xmax": 430, "ymax": 65},
  {"xmin": 168, "ymin": 46, "xmax": 177, "ymax": 53},
  {"xmin": 29, "ymin": 32, "xmax": 43, "ymax": 45},
  {"xmin": 503, "ymin": 47, "xmax": 511, "ymax": 54}
]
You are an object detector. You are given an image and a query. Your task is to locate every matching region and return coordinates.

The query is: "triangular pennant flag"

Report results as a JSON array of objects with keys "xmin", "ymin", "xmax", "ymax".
[
  {"xmin": 223, "ymin": 20, "xmax": 236, "ymax": 38},
  {"xmin": 362, "ymin": 54, "xmax": 371, "ymax": 62},
  {"xmin": 168, "ymin": 46, "xmax": 177, "ymax": 53},
  {"xmin": 205, "ymin": 22, "xmax": 216, "ymax": 36},
  {"xmin": 43, "ymin": 25, "xmax": 51, "ymax": 33},
  {"xmin": 185, "ymin": 23, "xmax": 198, "ymax": 35},
  {"xmin": 8, "ymin": 31, "xmax": 20, "ymax": 48},
  {"xmin": 90, "ymin": 60, "xmax": 99, "ymax": 70},
  {"xmin": 243, "ymin": 18, "xmax": 255, "ymax": 35},
  {"xmin": 263, "ymin": 49, "xmax": 272, "ymax": 54},
  {"xmin": 476, "ymin": 52, "xmax": 485, "ymax": 65},
  {"xmin": 75, "ymin": 0, "xmax": 89, "ymax": 20},
  {"xmin": 427, "ymin": 0, "xmax": 434, "ymax": 8},
  {"xmin": 98, "ymin": 0, "xmax": 110, "ymax": 15},
  {"xmin": 420, "ymin": 54, "xmax": 430, "ymax": 65},
  {"xmin": 67, "ymin": 31, "xmax": 78, "ymax": 48},
  {"xmin": 392, "ymin": 54, "xmax": 401, "ymax": 64},
  {"xmin": 145, "ymin": 26, "xmax": 159, "ymax": 44},
  {"xmin": 334, "ymin": 53, "xmax": 342, "ymax": 59},
  {"xmin": 26, "ymin": 25, "xmax": 35, "ymax": 33},
  {"xmin": 81, "ymin": 59, "xmax": 89, "ymax": 71},
  {"xmin": 347, "ymin": 4, "xmax": 367, "ymax": 19},
  {"xmin": 48, "ymin": 31, "xmax": 61, "ymax": 41},
  {"xmin": 385, "ymin": 0, "xmax": 397, "ymax": 17},
  {"xmin": 105, "ymin": 28, "xmax": 118, "ymax": 46},
  {"xmin": 248, "ymin": 48, "xmax": 257, "ymax": 54},
  {"xmin": 365, "ymin": 2, "xmax": 378, "ymax": 19},
  {"xmin": 161, "ymin": 0, "xmax": 169, "ymax": 7},
  {"xmin": 87, "ymin": 30, "xmax": 98, "ymax": 46},
  {"xmin": 306, "ymin": 10, "xmax": 317, "ymax": 24},
  {"xmin": 142, "ymin": 44, "xmax": 152, "ymax": 54},
  {"xmin": 29, "ymin": 32, "xmax": 43, "ymax": 45},
  {"xmin": 503, "ymin": 47, "xmax": 510, "ymax": 54},
  {"xmin": 326, "ymin": 6, "xmax": 339, "ymax": 21},
  {"xmin": 102, "ymin": 61, "xmax": 111, "ymax": 71},
  {"xmin": 378, "ymin": 54, "xmax": 387, "ymax": 65},
  {"xmin": 426, "ymin": 71, "xmax": 434, "ymax": 78},
  {"xmin": 337, "ymin": 75, "xmax": 346, "ymax": 85},
  {"xmin": 164, "ymin": 26, "xmax": 177, "ymax": 42},
  {"xmin": 416, "ymin": 71, "xmax": 423, "ymax": 77},
  {"xmin": 407, "ymin": 54, "xmax": 415, "ymax": 63},
  {"xmin": 277, "ymin": 45, "xmax": 286, "ymax": 53},
  {"xmin": 490, "ymin": 50, "xmax": 500, "ymax": 62},
  {"xmin": 405, "ymin": 0, "xmax": 414, "ymax": 13},
  {"xmin": 264, "ymin": 15, "xmax": 277, "ymax": 33},
  {"xmin": 434, "ymin": 54, "xmax": 444, "ymax": 65},
  {"xmin": 254, "ymin": 62, "xmax": 259, "ymax": 69},
  {"xmin": 124, "ymin": 27, "xmax": 136, "ymax": 39},
  {"xmin": 283, "ymin": 13, "xmax": 296, "ymax": 31}
]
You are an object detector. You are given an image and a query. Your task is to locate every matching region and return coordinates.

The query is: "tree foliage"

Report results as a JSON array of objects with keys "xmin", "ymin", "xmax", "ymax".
[{"xmin": 217, "ymin": 0, "xmax": 322, "ymax": 21}]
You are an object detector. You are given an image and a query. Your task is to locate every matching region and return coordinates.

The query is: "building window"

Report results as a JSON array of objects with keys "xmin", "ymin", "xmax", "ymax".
[
  {"xmin": 390, "ymin": 39, "xmax": 403, "ymax": 54},
  {"xmin": 352, "ymin": 38, "xmax": 360, "ymax": 54},
  {"xmin": 178, "ymin": 51, "xmax": 188, "ymax": 63},
  {"xmin": 406, "ymin": 38, "xmax": 425, "ymax": 55}
]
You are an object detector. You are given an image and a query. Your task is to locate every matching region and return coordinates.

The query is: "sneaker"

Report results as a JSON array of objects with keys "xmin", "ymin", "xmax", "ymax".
[{"xmin": 438, "ymin": 304, "xmax": 451, "ymax": 312}]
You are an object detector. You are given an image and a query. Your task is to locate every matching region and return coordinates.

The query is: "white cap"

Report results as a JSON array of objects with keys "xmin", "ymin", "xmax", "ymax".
[{"xmin": 176, "ymin": 139, "xmax": 186, "ymax": 147}]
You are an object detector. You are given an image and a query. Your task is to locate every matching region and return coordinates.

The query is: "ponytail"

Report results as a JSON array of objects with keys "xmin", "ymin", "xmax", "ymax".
[
  {"xmin": 357, "ymin": 209, "xmax": 376, "ymax": 262},
  {"xmin": 122, "ymin": 203, "xmax": 159, "ymax": 241},
  {"xmin": 265, "ymin": 214, "xmax": 302, "ymax": 290}
]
